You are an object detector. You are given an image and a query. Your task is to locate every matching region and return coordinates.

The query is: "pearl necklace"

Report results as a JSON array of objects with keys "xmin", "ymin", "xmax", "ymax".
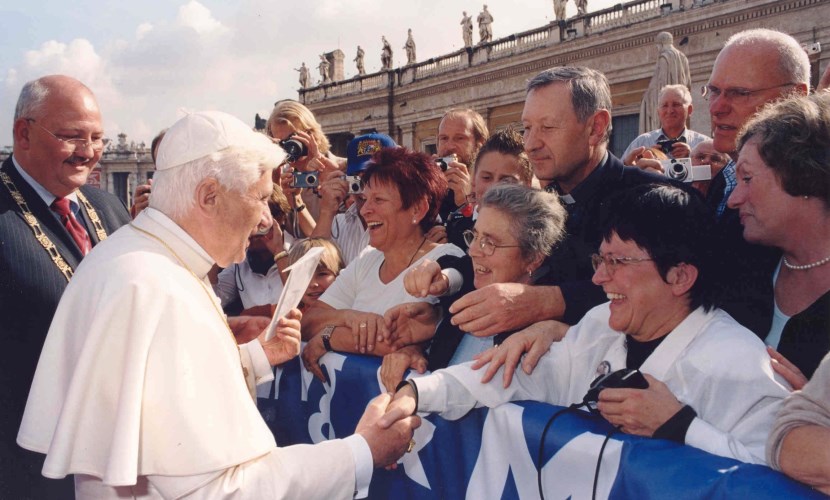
[{"xmin": 783, "ymin": 254, "xmax": 830, "ymax": 270}]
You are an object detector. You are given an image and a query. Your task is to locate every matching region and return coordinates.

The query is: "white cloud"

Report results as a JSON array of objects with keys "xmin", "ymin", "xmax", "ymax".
[
  {"xmin": 1, "ymin": 0, "xmax": 621, "ymax": 148},
  {"xmin": 177, "ymin": 0, "xmax": 228, "ymax": 36},
  {"xmin": 136, "ymin": 23, "xmax": 154, "ymax": 40}
]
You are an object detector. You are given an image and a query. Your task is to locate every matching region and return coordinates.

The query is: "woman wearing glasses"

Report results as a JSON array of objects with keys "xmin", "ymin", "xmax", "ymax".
[
  {"xmin": 378, "ymin": 183, "xmax": 566, "ymax": 391},
  {"xmin": 385, "ymin": 183, "xmax": 789, "ymax": 465}
]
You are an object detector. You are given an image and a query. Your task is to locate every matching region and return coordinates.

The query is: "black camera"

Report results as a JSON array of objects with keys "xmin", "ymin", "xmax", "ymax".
[
  {"xmin": 656, "ymin": 138, "xmax": 680, "ymax": 155},
  {"xmin": 292, "ymin": 171, "xmax": 319, "ymax": 189},
  {"xmin": 345, "ymin": 175, "xmax": 363, "ymax": 194},
  {"xmin": 583, "ymin": 368, "xmax": 649, "ymax": 414},
  {"xmin": 279, "ymin": 133, "xmax": 309, "ymax": 163},
  {"xmin": 435, "ymin": 154, "xmax": 457, "ymax": 172}
]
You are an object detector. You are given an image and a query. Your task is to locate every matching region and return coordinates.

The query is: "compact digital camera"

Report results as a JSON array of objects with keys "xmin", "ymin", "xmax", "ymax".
[
  {"xmin": 661, "ymin": 158, "xmax": 711, "ymax": 183},
  {"xmin": 345, "ymin": 175, "xmax": 363, "ymax": 194},
  {"xmin": 583, "ymin": 368, "xmax": 649, "ymax": 414},
  {"xmin": 292, "ymin": 171, "xmax": 319, "ymax": 189},
  {"xmin": 435, "ymin": 154, "xmax": 457, "ymax": 172},
  {"xmin": 279, "ymin": 133, "xmax": 309, "ymax": 163}
]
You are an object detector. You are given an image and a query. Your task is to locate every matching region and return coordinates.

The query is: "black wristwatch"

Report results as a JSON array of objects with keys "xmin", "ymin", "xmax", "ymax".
[{"xmin": 320, "ymin": 325, "xmax": 335, "ymax": 352}]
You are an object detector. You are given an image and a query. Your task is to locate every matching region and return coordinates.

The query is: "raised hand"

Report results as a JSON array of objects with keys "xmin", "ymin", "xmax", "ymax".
[
  {"xmin": 383, "ymin": 302, "xmax": 440, "ymax": 348},
  {"xmin": 404, "ymin": 259, "xmax": 448, "ymax": 298},
  {"xmin": 472, "ymin": 319, "xmax": 568, "ymax": 387}
]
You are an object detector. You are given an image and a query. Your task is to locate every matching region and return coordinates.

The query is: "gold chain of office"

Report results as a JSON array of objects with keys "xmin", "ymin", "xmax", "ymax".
[{"xmin": 0, "ymin": 170, "xmax": 108, "ymax": 282}]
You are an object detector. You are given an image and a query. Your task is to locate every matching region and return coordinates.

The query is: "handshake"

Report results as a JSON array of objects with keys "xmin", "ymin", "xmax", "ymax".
[{"xmin": 355, "ymin": 387, "xmax": 422, "ymax": 469}]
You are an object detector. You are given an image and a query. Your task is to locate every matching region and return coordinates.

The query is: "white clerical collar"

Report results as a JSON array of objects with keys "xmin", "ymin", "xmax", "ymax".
[
  {"xmin": 12, "ymin": 155, "xmax": 80, "ymax": 212},
  {"xmin": 137, "ymin": 208, "xmax": 215, "ymax": 279}
]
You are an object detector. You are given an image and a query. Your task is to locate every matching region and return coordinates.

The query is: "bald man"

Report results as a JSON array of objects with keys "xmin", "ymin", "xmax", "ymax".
[{"xmin": 0, "ymin": 75, "xmax": 130, "ymax": 497}]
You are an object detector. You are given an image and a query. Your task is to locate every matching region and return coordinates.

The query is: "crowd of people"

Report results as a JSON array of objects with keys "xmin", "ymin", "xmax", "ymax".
[{"xmin": 1, "ymin": 25, "xmax": 829, "ymax": 498}]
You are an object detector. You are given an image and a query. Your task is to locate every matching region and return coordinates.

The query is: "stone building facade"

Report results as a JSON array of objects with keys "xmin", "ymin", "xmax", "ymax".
[{"xmin": 299, "ymin": 0, "xmax": 829, "ymax": 159}]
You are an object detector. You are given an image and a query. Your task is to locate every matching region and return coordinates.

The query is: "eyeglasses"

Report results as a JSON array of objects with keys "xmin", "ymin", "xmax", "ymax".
[
  {"xmin": 26, "ymin": 119, "xmax": 105, "ymax": 152},
  {"xmin": 591, "ymin": 253, "xmax": 652, "ymax": 276},
  {"xmin": 463, "ymin": 229, "xmax": 520, "ymax": 256},
  {"xmin": 700, "ymin": 82, "xmax": 796, "ymax": 104}
]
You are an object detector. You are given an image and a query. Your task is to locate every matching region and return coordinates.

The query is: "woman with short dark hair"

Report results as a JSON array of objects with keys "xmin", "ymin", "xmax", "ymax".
[{"xmin": 300, "ymin": 148, "xmax": 465, "ymax": 380}]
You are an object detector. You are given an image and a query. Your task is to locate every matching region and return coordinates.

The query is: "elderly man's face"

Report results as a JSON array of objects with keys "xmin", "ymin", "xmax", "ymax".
[
  {"xmin": 215, "ymin": 170, "xmax": 274, "ymax": 267},
  {"xmin": 592, "ymin": 233, "xmax": 688, "ymax": 341},
  {"xmin": 437, "ymin": 115, "xmax": 479, "ymax": 166},
  {"xmin": 708, "ymin": 44, "xmax": 796, "ymax": 155},
  {"xmin": 657, "ymin": 89, "xmax": 690, "ymax": 133},
  {"xmin": 691, "ymin": 141, "xmax": 728, "ymax": 176},
  {"xmin": 522, "ymin": 83, "xmax": 594, "ymax": 191},
  {"xmin": 18, "ymin": 84, "xmax": 103, "ymax": 197}
]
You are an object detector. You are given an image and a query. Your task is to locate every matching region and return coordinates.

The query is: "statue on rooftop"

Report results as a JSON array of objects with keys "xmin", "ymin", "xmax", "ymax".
[
  {"xmin": 477, "ymin": 5, "xmax": 494, "ymax": 44},
  {"xmin": 553, "ymin": 0, "xmax": 568, "ymax": 21},
  {"xmin": 355, "ymin": 46, "xmax": 366, "ymax": 75},
  {"xmin": 461, "ymin": 11, "xmax": 474, "ymax": 47},
  {"xmin": 576, "ymin": 0, "xmax": 587, "ymax": 16},
  {"xmin": 318, "ymin": 54, "xmax": 330, "ymax": 84},
  {"xmin": 404, "ymin": 29, "xmax": 417, "ymax": 64},
  {"xmin": 295, "ymin": 62, "xmax": 310, "ymax": 88},
  {"xmin": 381, "ymin": 36, "xmax": 393, "ymax": 70}
]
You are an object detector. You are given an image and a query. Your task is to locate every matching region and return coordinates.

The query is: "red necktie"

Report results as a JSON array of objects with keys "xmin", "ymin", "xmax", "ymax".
[{"xmin": 51, "ymin": 197, "xmax": 92, "ymax": 256}]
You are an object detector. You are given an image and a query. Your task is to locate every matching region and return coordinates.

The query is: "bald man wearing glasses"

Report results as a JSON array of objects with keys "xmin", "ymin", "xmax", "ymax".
[
  {"xmin": 0, "ymin": 75, "xmax": 130, "ymax": 498},
  {"xmin": 702, "ymin": 29, "xmax": 810, "ymax": 339}
]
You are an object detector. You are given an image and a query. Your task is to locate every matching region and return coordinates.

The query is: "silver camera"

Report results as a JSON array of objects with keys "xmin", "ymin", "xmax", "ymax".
[
  {"xmin": 660, "ymin": 158, "xmax": 711, "ymax": 183},
  {"xmin": 345, "ymin": 175, "xmax": 363, "ymax": 194},
  {"xmin": 435, "ymin": 154, "xmax": 457, "ymax": 172},
  {"xmin": 292, "ymin": 171, "xmax": 319, "ymax": 188}
]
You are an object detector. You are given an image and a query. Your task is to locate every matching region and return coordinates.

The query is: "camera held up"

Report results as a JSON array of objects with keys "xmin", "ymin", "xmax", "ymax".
[
  {"xmin": 435, "ymin": 154, "xmax": 458, "ymax": 172},
  {"xmin": 279, "ymin": 133, "xmax": 309, "ymax": 163},
  {"xmin": 345, "ymin": 175, "xmax": 363, "ymax": 194},
  {"xmin": 660, "ymin": 158, "xmax": 711, "ymax": 183},
  {"xmin": 292, "ymin": 171, "xmax": 319, "ymax": 189}
]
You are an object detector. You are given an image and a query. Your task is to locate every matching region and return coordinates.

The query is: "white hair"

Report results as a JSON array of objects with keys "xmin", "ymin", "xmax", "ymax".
[
  {"xmin": 659, "ymin": 84, "xmax": 692, "ymax": 105},
  {"xmin": 150, "ymin": 146, "xmax": 279, "ymax": 219},
  {"xmin": 723, "ymin": 29, "xmax": 810, "ymax": 86}
]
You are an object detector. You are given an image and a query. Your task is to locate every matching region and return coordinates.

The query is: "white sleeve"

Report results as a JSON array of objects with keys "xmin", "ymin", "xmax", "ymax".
[
  {"xmin": 415, "ymin": 358, "xmax": 556, "ymax": 420},
  {"xmin": 214, "ymin": 265, "xmax": 239, "ymax": 307},
  {"xmin": 148, "ymin": 437, "xmax": 372, "ymax": 499},
  {"xmin": 239, "ymin": 340, "xmax": 275, "ymax": 386}
]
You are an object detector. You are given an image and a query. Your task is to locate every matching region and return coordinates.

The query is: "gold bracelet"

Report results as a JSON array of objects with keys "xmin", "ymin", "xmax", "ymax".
[{"xmin": 273, "ymin": 250, "xmax": 289, "ymax": 263}]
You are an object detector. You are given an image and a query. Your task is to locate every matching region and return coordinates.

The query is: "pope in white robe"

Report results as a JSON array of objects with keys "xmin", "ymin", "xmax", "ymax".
[{"xmin": 16, "ymin": 110, "xmax": 419, "ymax": 499}]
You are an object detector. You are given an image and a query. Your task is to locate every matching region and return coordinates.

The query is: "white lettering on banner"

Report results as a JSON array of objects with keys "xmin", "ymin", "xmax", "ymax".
[
  {"xmin": 541, "ymin": 432, "xmax": 622, "ymax": 499},
  {"xmin": 307, "ymin": 352, "xmax": 347, "ymax": 443},
  {"xmin": 466, "ymin": 404, "xmax": 538, "ymax": 499},
  {"xmin": 466, "ymin": 404, "xmax": 623, "ymax": 499}
]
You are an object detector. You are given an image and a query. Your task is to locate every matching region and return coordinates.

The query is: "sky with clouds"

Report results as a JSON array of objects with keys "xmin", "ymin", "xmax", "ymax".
[{"xmin": 1, "ymin": 0, "xmax": 620, "ymax": 148}]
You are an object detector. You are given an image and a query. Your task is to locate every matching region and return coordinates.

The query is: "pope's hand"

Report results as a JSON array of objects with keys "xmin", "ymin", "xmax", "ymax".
[
  {"xmin": 357, "ymin": 393, "xmax": 421, "ymax": 468},
  {"xmin": 258, "ymin": 308, "xmax": 302, "ymax": 366}
]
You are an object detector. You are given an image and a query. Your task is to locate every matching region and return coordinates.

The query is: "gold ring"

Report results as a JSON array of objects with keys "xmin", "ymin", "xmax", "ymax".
[{"xmin": 406, "ymin": 439, "xmax": 415, "ymax": 453}]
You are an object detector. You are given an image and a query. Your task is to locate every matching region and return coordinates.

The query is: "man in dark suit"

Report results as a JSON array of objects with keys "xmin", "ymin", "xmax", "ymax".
[
  {"xmin": 0, "ymin": 75, "xmax": 131, "ymax": 498},
  {"xmin": 439, "ymin": 66, "xmax": 674, "ymax": 337},
  {"xmin": 704, "ymin": 29, "xmax": 809, "ymax": 339}
]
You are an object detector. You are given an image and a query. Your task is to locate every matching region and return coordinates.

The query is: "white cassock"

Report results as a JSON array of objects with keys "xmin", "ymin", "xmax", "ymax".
[
  {"xmin": 17, "ymin": 208, "xmax": 372, "ymax": 499},
  {"xmin": 414, "ymin": 304, "xmax": 791, "ymax": 465}
]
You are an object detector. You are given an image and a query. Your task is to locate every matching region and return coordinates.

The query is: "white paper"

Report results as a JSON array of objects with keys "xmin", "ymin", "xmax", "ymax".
[{"xmin": 265, "ymin": 246, "xmax": 324, "ymax": 341}]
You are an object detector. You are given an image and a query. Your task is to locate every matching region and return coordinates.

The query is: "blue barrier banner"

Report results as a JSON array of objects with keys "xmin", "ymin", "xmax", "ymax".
[{"xmin": 257, "ymin": 353, "xmax": 820, "ymax": 499}]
